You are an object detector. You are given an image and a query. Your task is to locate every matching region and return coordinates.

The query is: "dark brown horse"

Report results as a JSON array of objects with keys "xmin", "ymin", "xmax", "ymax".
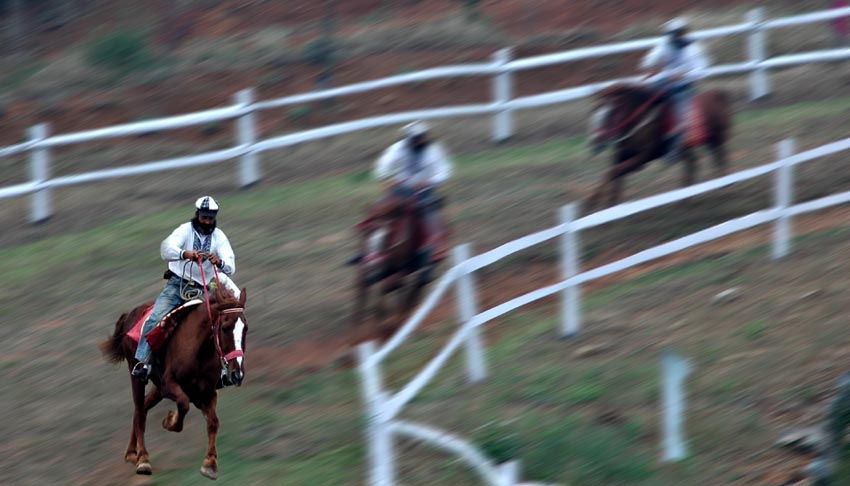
[
  {"xmin": 100, "ymin": 286, "xmax": 248, "ymax": 480},
  {"xmin": 352, "ymin": 193, "xmax": 435, "ymax": 342},
  {"xmin": 585, "ymin": 82, "xmax": 732, "ymax": 210}
]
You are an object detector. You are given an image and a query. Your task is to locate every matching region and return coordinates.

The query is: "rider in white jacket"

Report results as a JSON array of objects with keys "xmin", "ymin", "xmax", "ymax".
[
  {"xmin": 349, "ymin": 121, "xmax": 452, "ymax": 277},
  {"xmin": 641, "ymin": 17, "xmax": 710, "ymax": 162},
  {"xmin": 131, "ymin": 196, "xmax": 239, "ymax": 382}
]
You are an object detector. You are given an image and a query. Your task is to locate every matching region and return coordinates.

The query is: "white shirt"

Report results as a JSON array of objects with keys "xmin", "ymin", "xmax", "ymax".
[
  {"xmin": 374, "ymin": 139, "xmax": 452, "ymax": 188},
  {"xmin": 160, "ymin": 222, "xmax": 235, "ymax": 285},
  {"xmin": 641, "ymin": 38, "xmax": 710, "ymax": 85}
]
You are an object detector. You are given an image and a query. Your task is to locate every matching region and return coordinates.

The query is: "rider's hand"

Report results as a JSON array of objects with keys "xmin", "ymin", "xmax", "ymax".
[
  {"xmin": 208, "ymin": 253, "xmax": 222, "ymax": 267},
  {"xmin": 183, "ymin": 250, "xmax": 200, "ymax": 261}
]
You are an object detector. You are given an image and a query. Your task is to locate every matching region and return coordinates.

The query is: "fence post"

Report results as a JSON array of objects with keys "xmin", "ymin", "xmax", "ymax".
[
  {"xmin": 358, "ymin": 342, "xmax": 396, "ymax": 486},
  {"xmin": 559, "ymin": 204, "xmax": 582, "ymax": 338},
  {"xmin": 661, "ymin": 350, "xmax": 692, "ymax": 462},
  {"xmin": 491, "ymin": 47, "xmax": 514, "ymax": 143},
  {"xmin": 498, "ymin": 460, "xmax": 520, "ymax": 486},
  {"xmin": 234, "ymin": 88, "xmax": 260, "ymax": 188},
  {"xmin": 29, "ymin": 123, "xmax": 51, "ymax": 224},
  {"xmin": 453, "ymin": 244, "xmax": 487, "ymax": 383},
  {"xmin": 772, "ymin": 138, "xmax": 795, "ymax": 260},
  {"xmin": 747, "ymin": 8, "xmax": 770, "ymax": 100}
]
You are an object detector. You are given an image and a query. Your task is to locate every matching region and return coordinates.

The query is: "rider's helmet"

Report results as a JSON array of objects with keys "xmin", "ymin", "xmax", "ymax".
[
  {"xmin": 402, "ymin": 121, "xmax": 430, "ymax": 139},
  {"xmin": 195, "ymin": 196, "xmax": 220, "ymax": 218},
  {"xmin": 664, "ymin": 17, "xmax": 690, "ymax": 36}
]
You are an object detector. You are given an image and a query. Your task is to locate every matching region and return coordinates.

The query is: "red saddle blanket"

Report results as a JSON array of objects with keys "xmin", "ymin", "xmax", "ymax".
[
  {"xmin": 662, "ymin": 94, "xmax": 709, "ymax": 148},
  {"xmin": 126, "ymin": 300, "xmax": 203, "ymax": 352},
  {"xmin": 358, "ymin": 215, "xmax": 449, "ymax": 264}
]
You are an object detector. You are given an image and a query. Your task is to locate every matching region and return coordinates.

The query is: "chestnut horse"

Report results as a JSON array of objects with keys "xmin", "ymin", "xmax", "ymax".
[
  {"xmin": 586, "ymin": 83, "xmax": 732, "ymax": 210},
  {"xmin": 352, "ymin": 193, "xmax": 435, "ymax": 341},
  {"xmin": 100, "ymin": 286, "xmax": 248, "ymax": 480}
]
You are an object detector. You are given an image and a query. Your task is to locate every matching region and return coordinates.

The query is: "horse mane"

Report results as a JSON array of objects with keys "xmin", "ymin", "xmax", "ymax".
[
  {"xmin": 211, "ymin": 286, "xmax": 240, "ymax": 309},
  {"xmin": 596, "ymin": 82, "xmax": 655, "ymax": 106}
]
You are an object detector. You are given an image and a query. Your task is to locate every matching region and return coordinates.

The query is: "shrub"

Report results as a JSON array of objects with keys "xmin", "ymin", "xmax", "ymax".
[
  {"xmin": 86, "ymin": 31, "xmax": 152, "ymax": 73},
  {"xmin": 302, "ymin": 36, "xmax": 336, "ymax": 67}
]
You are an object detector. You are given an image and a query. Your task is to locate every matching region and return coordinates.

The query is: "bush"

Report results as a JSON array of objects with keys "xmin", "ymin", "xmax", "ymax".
[
  {"xmin": 86, "ymin": 31, "xmax": 152, "ymax": 72},
  {"xmin": 302, "ymin": 36, "xmax": 336, "ymax": 67}
]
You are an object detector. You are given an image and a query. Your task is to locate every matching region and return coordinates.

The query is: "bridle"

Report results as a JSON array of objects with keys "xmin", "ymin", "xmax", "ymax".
[
  {"xmin": 596, "ymin": 87, "xmax": 669, "ymax": 142},
  {"xmin": 196, "ymin": 256, "xmax": 245, "ymax": 368}
]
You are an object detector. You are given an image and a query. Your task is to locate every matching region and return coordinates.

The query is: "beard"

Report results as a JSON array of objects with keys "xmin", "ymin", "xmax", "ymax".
[
  {"xmin": 192, "ymin": 216, "xmax": 217, "ymax": 235},
  {"xmin": 672, "ymin": 37, "xmax": 691, "ymax": 49}
]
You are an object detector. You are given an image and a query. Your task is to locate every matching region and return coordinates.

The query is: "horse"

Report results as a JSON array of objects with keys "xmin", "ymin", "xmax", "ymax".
[
  {"xmin": 585, "ymin": 82, "xmax": 732, "ymax": 211},
  {"xmin": 352, "ymin": 192, "xmax": 438, "ymax": 342},
  {"xmin": 99, "ymin": 286, "xmax": 248, "ymax": 480}
]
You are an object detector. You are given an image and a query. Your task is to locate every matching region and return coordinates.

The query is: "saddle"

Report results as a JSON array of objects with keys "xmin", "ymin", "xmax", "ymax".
[
  {"xmin": 127, "ymin": 299, "xmax": 203, "ymax": 353},
  {"xmin": 655, "ymin": 89, "xmax": 709, "ymax": 148},
  {"xmin": 357, "ymin": 196, "xmax": 449, "ymax": 268}
]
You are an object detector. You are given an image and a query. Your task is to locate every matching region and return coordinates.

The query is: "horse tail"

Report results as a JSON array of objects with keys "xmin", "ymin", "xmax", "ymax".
[{"xmin": 99, "ymin": 312, "xmax": 128, "ymax": 363}]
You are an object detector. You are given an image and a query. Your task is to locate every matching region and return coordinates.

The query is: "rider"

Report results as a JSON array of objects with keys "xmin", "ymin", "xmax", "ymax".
[
  {"xmin": 641, "ymin": 17, "xmax": 710, "ymax": 163},
  {"xmin": 131, "ymin": 196, "xmax": 236, "ymax": 382},
  {"xmin": 351, "ymin": 121, "xmax": 452, "ymax": 274}
]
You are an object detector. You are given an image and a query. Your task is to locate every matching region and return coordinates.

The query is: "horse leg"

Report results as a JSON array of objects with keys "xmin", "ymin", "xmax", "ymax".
[
  {"xmin": 161, "ymin": 382, "xmax": 191, "ymax": 433},
  {"xmin": 376, "ymin": 278, "xmax": 400, "ymax": 342},
  {"xmin": 199, "ymin": 393, "xmax": 220, "ymax": 480},
  {"xmin": 128, "ymin": 375, "xmax": 153, "ymax": 475},
  {"xmin": 681, "ymin": 149, "xmax": 698, "ymax": 187},
  {"xmin": 710, "ymin": 143, "xmax": 728, "ymax": 178},
  {"xmin": 585, "ymin": 179, "xmax": 608, "ymax": 213},
  {"xmin": 591, "ymin": 155, "xmax": 645, "ymax": 210},
  {"xmin": 608, "ymin": 177, "xmax": 624, "ymax": 207},
  {"xmin": 352, "ymin": 271, "xmax": 369, "ymax": 341}
]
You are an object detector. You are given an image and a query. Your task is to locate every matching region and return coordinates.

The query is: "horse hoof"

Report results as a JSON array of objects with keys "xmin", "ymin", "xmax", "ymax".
[
  {"xmin": 200, "ymin": 465, "xmax": 218, "ymax": 480},
  {"xmin": 136, "ymin": 462, "xmax": 152, "ymax": 475},
  {"xmin": 124, "ymin": 452, "xmax": 138, "ymax": 464},
  {"xmin": 162, "ymin": 411, "xmax": 173, "ymax": 430}
]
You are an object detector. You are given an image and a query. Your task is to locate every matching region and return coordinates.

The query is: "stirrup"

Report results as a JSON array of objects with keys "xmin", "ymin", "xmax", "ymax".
[
  {"xmin": 345, "ymin": 254, "xmax": 364, "ymax": 266},
  {"xmin": 132, "ymin": 361, "xmax": 151, "ymax": 381}
]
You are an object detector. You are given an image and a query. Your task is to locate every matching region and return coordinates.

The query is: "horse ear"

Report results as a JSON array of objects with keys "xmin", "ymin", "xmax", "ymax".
[{"xmin": 239, "ymin": 287, "xmax": 247, "ymax": 305}]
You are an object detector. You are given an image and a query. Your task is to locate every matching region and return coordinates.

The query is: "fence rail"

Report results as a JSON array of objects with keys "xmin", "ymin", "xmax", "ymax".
[
  {"xmin": 356, "ymin": 132, "xmax": 850, "ymax": 485},
  {"xmin": 1, "ymin": 7, "xmax": 849, "ymax": 223}
]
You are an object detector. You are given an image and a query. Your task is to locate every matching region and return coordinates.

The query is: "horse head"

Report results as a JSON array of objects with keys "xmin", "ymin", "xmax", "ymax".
[
  {"xmin": 358, "ymin": 193, "xmax": 419, "ymax": 277},
  {"xmin": 589, "ymin": 83, "xmax": 658, "ymax": 153},
  {"xmin": 211, "ymin": 286, "xmax": 248, "ymax": 387}
]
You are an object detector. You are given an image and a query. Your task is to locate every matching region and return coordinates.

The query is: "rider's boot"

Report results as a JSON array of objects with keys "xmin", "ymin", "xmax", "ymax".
[
  {"xmin": 131, "ymin": 356, "xmax": 153, "ymax": 382},
  {"xmin": 665, "ymin": 131, "xmax": 684, "ymax": 165}
]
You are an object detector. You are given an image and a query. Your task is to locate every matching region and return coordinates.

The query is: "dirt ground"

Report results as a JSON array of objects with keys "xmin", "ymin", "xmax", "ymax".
[{"xmin": 5, "ymin": 1, "xmax": 850, "ymax": 485}]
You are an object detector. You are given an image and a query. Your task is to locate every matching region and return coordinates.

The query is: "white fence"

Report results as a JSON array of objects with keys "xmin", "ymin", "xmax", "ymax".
[
  {"xmin": 2, "ymin": 7, "xmax": 850, "ymax": 223},
  {"xmin": 356, "ymin": 134, "xmax": 850, "ymax": 485}
]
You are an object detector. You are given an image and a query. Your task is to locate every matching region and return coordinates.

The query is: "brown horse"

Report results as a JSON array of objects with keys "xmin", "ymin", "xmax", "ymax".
[
  {"xmin": 100, "ymin": 286, "xmax": 248, "ymax": 479},
  {"xmin": 585, "ymin": 82, "xmax": 732, "ymax": 210},
  {"xmin": 352, "ymin": 192, "xmax": 436, "ymax": 342}
]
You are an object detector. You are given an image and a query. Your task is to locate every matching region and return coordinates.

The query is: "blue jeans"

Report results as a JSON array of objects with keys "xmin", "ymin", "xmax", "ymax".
[
  {"xmin": 134, "ymin": 276, "xmax": 189, "ymax": 362},
  {"xmin": 653, "ymin": 79, "xmax": 693, "ymax": 132},
  {"xmin": 391, "ymin": 185, "xmax": 439, "ymax": 234},
  {"xmin": 390, "ymin": 185, "xmax": 441, "ymax": 264}
]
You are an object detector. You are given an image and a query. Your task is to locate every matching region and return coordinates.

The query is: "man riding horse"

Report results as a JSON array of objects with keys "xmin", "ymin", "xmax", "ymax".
[
  {"xmin": 641, "ymin": 17, "xmax": 710, "ymax": 164},
  {"xmin": 132, "ymin": 196, "xmax": 240, "ymax": 382},
  {"xmin": 584, "ymin": 17, "xmax": 729, "ymax": 210},
  {"xmin": 350, "ymin": 121, "xmax": 452, "ymax": 281}
]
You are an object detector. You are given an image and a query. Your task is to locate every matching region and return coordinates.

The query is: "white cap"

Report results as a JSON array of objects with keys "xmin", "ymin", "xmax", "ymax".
[
  {"xmin": 195, "ymin": 196, "xmax": 220, "ymax": 216},
  {"xmin": 401, "ymin": 121, "xmax": 430, "ymax": 137},
  {"xmin": 664, "ymin": 17, "xmax": 689, "ymax": 34}
]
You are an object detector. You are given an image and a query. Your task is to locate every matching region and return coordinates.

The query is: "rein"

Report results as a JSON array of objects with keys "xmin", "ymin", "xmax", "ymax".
[
  {"xmin": 196, "ymin": 256, "xmax": 244, "ymax": 365},
  {"xmin": 599, "ymin": 87, "xmax": 668, "ymax": 139}
]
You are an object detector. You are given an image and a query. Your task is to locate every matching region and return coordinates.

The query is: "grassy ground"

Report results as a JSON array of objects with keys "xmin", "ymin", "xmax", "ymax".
[{"xmin": 3, "ymin": 94, "xmax": 850, "ymax": 485}]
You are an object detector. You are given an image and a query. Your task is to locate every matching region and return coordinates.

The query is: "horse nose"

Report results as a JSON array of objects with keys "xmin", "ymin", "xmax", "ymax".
[{"xmin": 231, "ymin": 369, "xmax": 243, "ymax": 386}]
